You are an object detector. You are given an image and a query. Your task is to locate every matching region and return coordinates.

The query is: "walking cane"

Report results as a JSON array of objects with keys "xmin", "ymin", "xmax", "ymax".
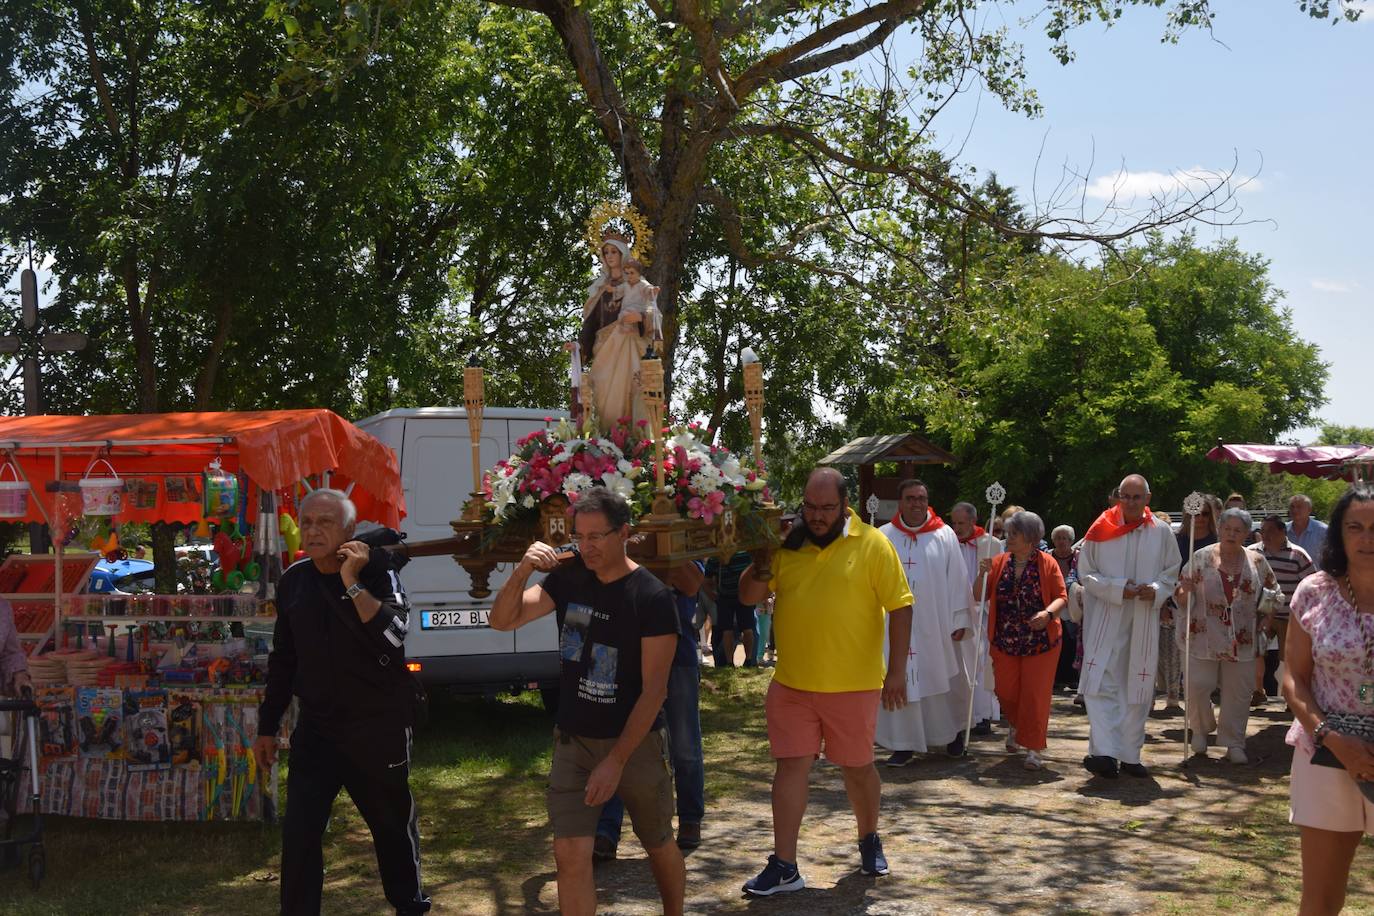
[
  {"xmin": 1180, "ymin": 491, "xmax": 1205, "ymax": 767},
  {"xmin": 962, "ymin": 481, "xmax": 1006, "ymax": 752}
]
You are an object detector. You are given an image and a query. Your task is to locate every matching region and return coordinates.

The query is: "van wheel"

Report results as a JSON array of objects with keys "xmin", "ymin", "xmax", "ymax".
[{"xmin": 539, "ymin": 687, "xmax": 560, "ymax": 716}]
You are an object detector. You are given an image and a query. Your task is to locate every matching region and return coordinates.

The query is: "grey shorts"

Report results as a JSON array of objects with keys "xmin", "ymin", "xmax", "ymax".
[{"xmin": 546, "ymin": 727, "xmax": 675, "ymax": 846}]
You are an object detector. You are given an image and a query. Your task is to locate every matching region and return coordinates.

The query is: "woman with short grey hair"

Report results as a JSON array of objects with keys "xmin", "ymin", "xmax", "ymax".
[
  {"xmin": 1174, "ymin": 506, "xmax": 1281, "ymax": 763},
  {"xmin": 977, "ymin": 510, "xmax": 1067, "ymax": 770}
]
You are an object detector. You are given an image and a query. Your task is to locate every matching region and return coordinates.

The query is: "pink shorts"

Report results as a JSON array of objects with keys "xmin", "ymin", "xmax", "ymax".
[
  {"xmin": 765, "ymin": 680, "xmax": 880, "ymax": 768},
  {"xmin": 1289, "ymin": 745, "xmax": 1374, "ymax": 834}
]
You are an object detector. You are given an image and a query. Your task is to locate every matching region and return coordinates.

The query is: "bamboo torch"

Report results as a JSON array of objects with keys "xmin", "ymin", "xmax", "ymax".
[
  {"xmin": 741, "ymin": 347, "xmax": 764, "ymax": 469},
  {"xmin": 639, "ymin": 355, "xmax": 674, "ymax": 517},
  {"xmin": 463, "ymin": 362, "xmax": 485, "ymax": 521}
]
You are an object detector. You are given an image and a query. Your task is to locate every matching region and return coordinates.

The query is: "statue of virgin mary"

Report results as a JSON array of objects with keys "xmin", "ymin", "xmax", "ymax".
[{"xmin": 578, "ymin": 230, "xmax": 651, "ymax": 434}]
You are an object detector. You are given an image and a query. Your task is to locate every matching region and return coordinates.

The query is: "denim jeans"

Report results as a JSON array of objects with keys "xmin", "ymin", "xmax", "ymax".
[{"xmin": 596, "ymin": 664, "xmax": 705, "ymax": 842}]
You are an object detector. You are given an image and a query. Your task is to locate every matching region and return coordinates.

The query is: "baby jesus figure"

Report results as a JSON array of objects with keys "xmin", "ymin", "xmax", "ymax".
[{"xmin": 618, "ymin": 259, "xmax": 661, "ymax": 337}]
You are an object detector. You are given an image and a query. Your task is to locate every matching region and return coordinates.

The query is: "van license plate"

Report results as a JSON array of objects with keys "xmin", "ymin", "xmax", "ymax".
[{"xmin": 421, "ymin": 609, "xmax": 490, "ymax": 629}]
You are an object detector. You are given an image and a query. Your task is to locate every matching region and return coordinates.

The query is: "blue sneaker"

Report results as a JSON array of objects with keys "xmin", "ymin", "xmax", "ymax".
[
  {"xmin": 743, "ymin": 854, "xmax": 805, "ymax": 896},
  {"xmin": 859, "ymin": 832, "xmax": 889, "ymax": 876}
]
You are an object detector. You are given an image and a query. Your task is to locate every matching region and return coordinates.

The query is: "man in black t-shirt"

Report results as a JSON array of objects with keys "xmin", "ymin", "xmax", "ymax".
[{"xmin": 491, "ymin": 487, "xmax": 684, "ymax": 916}]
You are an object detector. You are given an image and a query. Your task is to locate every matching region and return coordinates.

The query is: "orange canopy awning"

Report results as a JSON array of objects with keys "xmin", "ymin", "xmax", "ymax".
[{"xmin": 0, "ymin": 410, "xmax": 406, "ymax": 528}]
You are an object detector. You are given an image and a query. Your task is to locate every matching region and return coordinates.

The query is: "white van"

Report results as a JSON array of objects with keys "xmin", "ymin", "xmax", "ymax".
[{"xmin": 355, "ymin": 406, "xmax": 568, "ymax": 706}]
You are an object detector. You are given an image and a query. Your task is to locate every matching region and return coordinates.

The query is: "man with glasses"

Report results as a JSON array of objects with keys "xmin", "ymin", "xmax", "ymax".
[
  {"xmin": 875, "ymin": 480, "xmax": 977, "ymax": 763},
  {"xmin": 736, "ymin": 468, "xmax": 913, "ymax": 895},
  {"xmin": 489, "ymin": 487, "xmax": 685, "ymax": 916},
  {"xmin": 1077, "ymin": 474, "xmax": 1181, "ymax": 779}
]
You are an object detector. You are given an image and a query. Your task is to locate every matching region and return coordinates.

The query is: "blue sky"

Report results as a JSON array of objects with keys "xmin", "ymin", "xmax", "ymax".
[{"xmin": 895, "ymin": 0, "xmax": 1372, "ymax": 442}]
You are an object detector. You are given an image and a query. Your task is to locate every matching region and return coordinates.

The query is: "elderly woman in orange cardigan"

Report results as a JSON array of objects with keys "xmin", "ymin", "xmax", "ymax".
[{"xmin": 977, "ymin": 511, "xmax": 1068, "ymax": 770}]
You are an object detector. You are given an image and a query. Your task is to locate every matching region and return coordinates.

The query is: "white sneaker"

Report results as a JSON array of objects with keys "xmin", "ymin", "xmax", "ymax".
[
  {"xmin": 1023, "ymin": 749, "xmax": 1043, "ymax": 770},
  {"xmin": 1227, "ymin": 746, "xmax": 1249, "ymax": 764},
  {"xmin": 1005, "ymin": 727, "xmax": 1018, "ymax": 753},
  {"xmin": 1191, "ymin": 732, "xmax": 1207, "ymax": 755}
]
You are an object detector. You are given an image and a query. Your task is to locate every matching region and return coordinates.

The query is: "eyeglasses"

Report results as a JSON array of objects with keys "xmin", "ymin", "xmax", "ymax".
[
  {"xmin": 571, "ymin": 528, "xmax": 619, "ymax": 546},
  {"xmin": 801, "ymin": 502, "xmax": 842, "ymax": 514}
]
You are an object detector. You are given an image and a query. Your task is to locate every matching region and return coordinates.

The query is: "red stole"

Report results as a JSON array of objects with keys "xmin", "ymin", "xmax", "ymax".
[
  {"xmin": 891, "ymin": 509, "xmax": 944, "ymax": 539},
  {"xmin": 956, "ymin": 525, "xmax": 987, "ymax": 545},
  {"xmin": 1084, "ymin": 505, "xmax": 1154, "ymax": 543}
]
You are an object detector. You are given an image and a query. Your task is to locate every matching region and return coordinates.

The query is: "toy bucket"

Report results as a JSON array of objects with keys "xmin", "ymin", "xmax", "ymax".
[
  {"xmin": 203, "ymin": 466, "xmax": 240, "ymax": 518},
  {"xmin": 0, "ymin": 462, "xmax": 29, "ymax": 518},
  {"xmin": 79, "ymin": 459, "xmax": 124, "ymax": 516}
]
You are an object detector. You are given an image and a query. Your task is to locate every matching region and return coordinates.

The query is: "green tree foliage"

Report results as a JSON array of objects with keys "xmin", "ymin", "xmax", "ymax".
[
  {"xmin": 858, "ymin": 231, "xmax": 1328, "ymax": 532},
  {"xmin": 261, "ymin": 0, "xmax": 1358, "ymax": 400},
  {"xmin": 1, "ymin": 1, "xmax": 613, "ymax": 415}
]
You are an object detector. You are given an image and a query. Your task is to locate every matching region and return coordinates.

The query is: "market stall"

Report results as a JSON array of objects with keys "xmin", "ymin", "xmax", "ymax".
[{"xmin": 0, "ymin": 410, "xmax": 405, "ymax": 823}]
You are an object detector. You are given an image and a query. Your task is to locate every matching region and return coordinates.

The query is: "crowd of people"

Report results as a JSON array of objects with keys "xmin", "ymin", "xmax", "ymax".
[{"xmin": 4, "ymin": 477, "xmax": 1367, "ymax": 916}]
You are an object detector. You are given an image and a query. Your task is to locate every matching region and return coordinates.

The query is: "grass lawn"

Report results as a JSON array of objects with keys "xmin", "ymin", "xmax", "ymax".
[
  {"xmin": 3, "ymin": 668, "xmax": 1372, "ymax": 914},
  {"xmin": 0, "ymin": 670, "xmax": 766, "ymax": 915}
]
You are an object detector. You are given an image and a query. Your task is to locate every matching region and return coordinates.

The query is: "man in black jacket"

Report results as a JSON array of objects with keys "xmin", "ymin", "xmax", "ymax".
[{"xmin": 253, "ymin": 488, "xmax": 430, "ymax": 916}]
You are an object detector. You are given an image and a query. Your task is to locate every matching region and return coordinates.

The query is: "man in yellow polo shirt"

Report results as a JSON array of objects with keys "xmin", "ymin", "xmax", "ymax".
[{"xmin": 737, "ymin": 467, "xmax": 913, "ymax": 896}]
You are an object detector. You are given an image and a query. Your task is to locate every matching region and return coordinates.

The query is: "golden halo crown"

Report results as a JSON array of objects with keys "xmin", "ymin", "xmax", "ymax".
[{"xmin": 585, "ymin": 200, "xmax": 653, "ymax": 265}]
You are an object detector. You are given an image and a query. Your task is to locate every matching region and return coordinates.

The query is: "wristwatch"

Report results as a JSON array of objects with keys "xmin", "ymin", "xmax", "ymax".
[
  {"xmin": 1313, "ymin": 719, "xmax": 1332, "ymax": 747},
  {"xmin": 343, "ymin": 582, "xmax": 366, "ymax": 601}
]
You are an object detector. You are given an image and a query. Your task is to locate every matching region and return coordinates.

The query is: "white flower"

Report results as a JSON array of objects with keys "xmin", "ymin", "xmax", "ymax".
[
  {"xmin": 594, "ymin": 438, "xmax": 625, "ymax": 460},
  {"xmin": 491, "ymin": 481, "xmax": 516, "ymax": 515},
  {"xmin": 600, "ymin": 472, "xmax": 636, "ymax": 501},
  {"xmin": 690, "ymin": 471, "xmax": 723, "ymax": 494},
  {"xmin": 563, "ymin": 472, "xmax": 593, "ymax": 496},
  {"xmin": 719, "ymin": 456, "xmax": 746, "ymax": 487},
  {"xmin": 551, "ymin": 442, "xmax": 583, "ymax": 465},
  {"xmin": 617, "ymin": 458, "xmax": 635, "ymax": 475},
  {"xmin": 521, "ymin": 494, "xmax": 536, "ymax": 509},
  {"xmin": 670, "ymin": 427, "xmax": 698, "ymax": 451}
]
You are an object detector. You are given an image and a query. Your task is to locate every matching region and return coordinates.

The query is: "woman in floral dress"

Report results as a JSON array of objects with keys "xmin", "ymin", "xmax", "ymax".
[
  {"xmin": 1174, "ymin": 507, "xmax": 1280, "ymax": 764},
  {"xmin": 1282, "ymin": 483, "xmax": 1374, "ymax": 915}
]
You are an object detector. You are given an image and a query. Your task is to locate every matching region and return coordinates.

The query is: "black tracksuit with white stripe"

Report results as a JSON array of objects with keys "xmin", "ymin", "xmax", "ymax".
[{"xmin": 260, "ymin": 556, "xmax": 429, "ymax": 915}]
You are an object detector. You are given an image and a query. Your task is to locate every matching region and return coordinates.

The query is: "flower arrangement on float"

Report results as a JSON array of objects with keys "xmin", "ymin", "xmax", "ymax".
[{"xmin": 481, "ymin": 416, "xmax": 771, "ymax": 530}]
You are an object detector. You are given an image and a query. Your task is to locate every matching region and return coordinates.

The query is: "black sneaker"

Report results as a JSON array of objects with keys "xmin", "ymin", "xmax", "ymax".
[
  {"xmin": 1082, "ymin": 754, "xmax": 1119, "ymax": 779},
  {"xmin": 592, "ymin": 834, "xmax": 617, "ymax": 863},
  {"xmin": 971, "ymin": 719, "xmax": 993, "ymax": 737},
  {"xmin": 743, "ymin": 855, "xmax": 805, "ymax": 896},
  {"xmin": 883, "ymin": 750, "xmax": 915, "ymax": 767},
  {"xmin": 946, "ymin": 731, "xmax": 967, "ymax": 757},
  {"xmin": 859, "ymin": 832, "xmax": 889, "ymax": 876},
  {"xmin": 1120, "ymin": 762, "xmax": 1149, "ymax": 778}
]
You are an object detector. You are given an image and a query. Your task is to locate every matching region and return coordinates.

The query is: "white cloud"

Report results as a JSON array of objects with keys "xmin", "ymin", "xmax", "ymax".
[
  {"xmin": 1084, "ymin": 167, "xmax": 1262, "ymax": 203},
  {"xmin": 1310, "ymin": 278, "xmax": 1357, "ymax": 294}
]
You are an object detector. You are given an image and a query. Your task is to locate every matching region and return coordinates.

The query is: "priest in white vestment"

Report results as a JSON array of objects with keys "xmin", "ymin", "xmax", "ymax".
[
  {"xmin": 1077, "ymin": 474, "xmax": 1181, "ymax": 778},
  {"xmin": 951, "ymin": 501, "xmax": 1002, "ymax": 732},
  {"xmin": 876, "ymin": 481, "xmax": 975, "ymax": 763}
]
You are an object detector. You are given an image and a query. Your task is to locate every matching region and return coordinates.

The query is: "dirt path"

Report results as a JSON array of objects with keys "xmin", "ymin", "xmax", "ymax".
[{"xmin": 490, "ymin": 694, "xmax": 1369, "ymax": 915}]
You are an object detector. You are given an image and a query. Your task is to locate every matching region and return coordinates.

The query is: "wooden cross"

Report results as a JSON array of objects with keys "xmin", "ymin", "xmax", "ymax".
[{"xmin": 1, "ymin": 267, "xmax": 89, "ymax": 413}]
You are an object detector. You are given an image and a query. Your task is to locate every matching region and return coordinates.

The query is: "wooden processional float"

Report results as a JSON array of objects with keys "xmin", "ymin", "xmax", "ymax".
[{"xmin": 381, "ymin": 351, "xmax": 782, "ymax": 598}]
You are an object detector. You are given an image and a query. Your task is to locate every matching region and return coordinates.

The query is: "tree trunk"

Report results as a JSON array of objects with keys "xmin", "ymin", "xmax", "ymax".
[
  {"xmin": 195, "ymin": 292, "xmax": 236, "ymax": 409},
  {"xmin": 122, "ymin": 258, "xmax": 159, "ymax": 412},
  {"xmin": 151, "ymin": 521, "xmax": 177, "ymax": 594}
]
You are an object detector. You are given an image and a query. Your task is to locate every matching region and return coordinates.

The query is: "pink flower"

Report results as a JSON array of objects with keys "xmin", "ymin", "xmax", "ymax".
[{"xmin": 689, "ymin": 490, "xmax": 728, "ymax": 521}]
